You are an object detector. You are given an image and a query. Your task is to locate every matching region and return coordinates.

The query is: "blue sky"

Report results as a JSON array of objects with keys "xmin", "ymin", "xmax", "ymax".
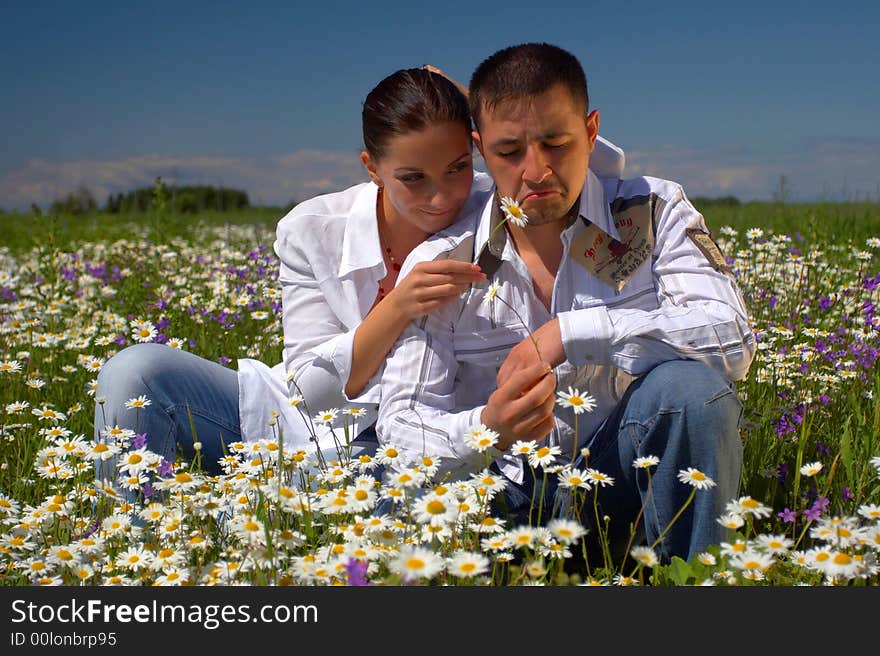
[{"xmin": 2, "ymin": 0, "xmax": 879, "ymax": 210}]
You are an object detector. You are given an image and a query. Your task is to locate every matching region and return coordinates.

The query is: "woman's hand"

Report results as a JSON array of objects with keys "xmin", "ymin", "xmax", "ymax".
[
  {"xmin": 422, "ymin": 65, "xmax": 469, "ymax": 98},
  {"xmin": 388, "ymin": 259, "xmax": 485, "ymax": 320}
]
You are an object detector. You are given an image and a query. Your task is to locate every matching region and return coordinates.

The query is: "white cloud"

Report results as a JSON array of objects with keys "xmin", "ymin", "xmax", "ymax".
[
  {"xmin": 623, "ymin": 139, "xmax": 880, "ymax": 202},
  {"xmin": 2, "ymin": 139, "xmax": 879, "ymax": 211},
  {"xmin": 0, "ymin": 150, "xmax": 368, "ymax": 211}
]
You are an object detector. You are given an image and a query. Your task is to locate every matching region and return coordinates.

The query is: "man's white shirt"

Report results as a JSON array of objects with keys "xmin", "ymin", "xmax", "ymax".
[{"xmin": 377, "ymin": 170, "xmax": 757, "ymax": 483}]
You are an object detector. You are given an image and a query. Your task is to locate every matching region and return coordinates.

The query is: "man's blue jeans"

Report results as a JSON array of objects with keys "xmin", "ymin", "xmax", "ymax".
[{"xmin": 497, "ymin": 359, "xmax": 744, "ymax": 564}]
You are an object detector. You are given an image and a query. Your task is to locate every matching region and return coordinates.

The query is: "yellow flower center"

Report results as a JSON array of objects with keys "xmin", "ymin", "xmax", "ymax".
[
  {"xmin": 426, "ymin": 500, "xmax": 446, "ymax": 515},
  {"xmin": 833, "ymin": 553, "xmax": 852, "ymax": 565},
  {"xmin": 405, "ymin": 558, "xmax": 426, "ymax": 571}
]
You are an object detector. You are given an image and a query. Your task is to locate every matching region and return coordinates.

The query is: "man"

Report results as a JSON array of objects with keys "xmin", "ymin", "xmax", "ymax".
[{"xmin": 376, "ymin": 43, "xmax": 756, "ymax": 562}]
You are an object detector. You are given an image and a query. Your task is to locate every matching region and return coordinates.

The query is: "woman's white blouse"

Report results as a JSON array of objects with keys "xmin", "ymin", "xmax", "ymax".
[{"xmin": 237, "ymin": 136, "xmax": 626, "ymax": 450}]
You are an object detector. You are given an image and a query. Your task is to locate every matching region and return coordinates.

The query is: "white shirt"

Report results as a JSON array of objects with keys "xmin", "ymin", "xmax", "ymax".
[
  {"xmin": 376, "ymin": 170, "xmax": 757, "ymax": 483},
  {"xmin": 236, "ymin": 137, "xmax": 627, "ymax": 450}
]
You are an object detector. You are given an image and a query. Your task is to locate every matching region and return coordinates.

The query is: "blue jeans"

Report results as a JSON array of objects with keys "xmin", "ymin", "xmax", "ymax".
[
  {"xmin": 496, "ymin": 360, "xmax": 743, "ymax": 564},
  {"xmin": 94, "ymin": 343, "xmax": 379, "ymax": 480},
  {"xmin": 94, "ymin": 343, "xmax": 242, "ymax": 477}
]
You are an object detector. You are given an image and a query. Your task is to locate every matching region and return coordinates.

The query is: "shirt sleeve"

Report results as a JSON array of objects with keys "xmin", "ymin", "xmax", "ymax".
[
  {"xmin": 274, "ymin": 221, "xmax": 379, "ymax": 417},
  {"xmin": 377, "ymin": 300, "xmax": 500, "ymax": 479},
  {"xmin": 558, "ymin": 185, "xmax": 756, "ymax": 381}
]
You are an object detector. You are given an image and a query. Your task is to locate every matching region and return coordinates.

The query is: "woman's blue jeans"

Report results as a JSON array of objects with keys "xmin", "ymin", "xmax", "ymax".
[
  {"xmin": 93, "ymin": 343, "xmax": 378, "ymax": 481},
  {"xmin": 496, "ymin": 359, "xmax": 744, "ymax": 564},
  {"xmin": 94, "ymin": 343, "xmax": 242, "ymax": 478}
]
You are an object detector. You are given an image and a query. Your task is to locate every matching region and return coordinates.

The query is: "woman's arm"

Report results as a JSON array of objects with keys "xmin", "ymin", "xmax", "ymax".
[{"xmin": 345, "ymin": 259, "xmax": 485, "ymax": 398}]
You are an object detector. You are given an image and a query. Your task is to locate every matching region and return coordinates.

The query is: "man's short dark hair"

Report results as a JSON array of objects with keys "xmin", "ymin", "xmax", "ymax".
[{"xmin": 469, "ymin": 43, "xmax": 589, "ymax": 130}]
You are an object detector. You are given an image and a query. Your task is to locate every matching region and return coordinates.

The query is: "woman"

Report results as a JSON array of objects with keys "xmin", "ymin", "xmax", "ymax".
[{"xmin": 94, "ymin": 67, "xmax": 626, "ymax": 478}]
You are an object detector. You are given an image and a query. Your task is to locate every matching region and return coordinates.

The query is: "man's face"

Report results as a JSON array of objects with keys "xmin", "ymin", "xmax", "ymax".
[{"xmin": 474, "ymin": 84, "xmax": 599, "ymax": 226}]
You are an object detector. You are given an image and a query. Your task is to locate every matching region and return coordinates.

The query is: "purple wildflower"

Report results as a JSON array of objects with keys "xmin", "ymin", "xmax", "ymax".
[
  {"xmin": 802, "ymin": 505, "xmax": 823, "ymax": 522},
  {"xmin": 132, "ymin": 433, "xmax": 147, "ymax": 449},
  {"xmin": 158, "ymin": 459, "xmax": 173, "ymax": 477},
  {"xmin": 345, "ymin": 558, "xmax": 370, "ymax": 586},
  {"xmin": 777, "ymin": 507, "xmax": 797, "ymax": 523}
]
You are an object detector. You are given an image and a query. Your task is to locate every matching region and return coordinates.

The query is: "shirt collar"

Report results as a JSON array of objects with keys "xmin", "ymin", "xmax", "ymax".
[
  {"xmin": 474, "ymin": 168, "xmax": 618, "ymax": 270},
  {"xmin": 575, "ymin": 169, "xmax": 619, "ymax": 241},
  {"xmin": 338, "ymin": 182, "xmax": 385, "ymax": 279}
]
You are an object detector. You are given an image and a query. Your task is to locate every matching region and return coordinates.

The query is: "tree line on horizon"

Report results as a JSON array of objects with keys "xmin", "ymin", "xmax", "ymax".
[{"xmin": 36, "ymin": 184, "xmax": 258, "ymax": 217}]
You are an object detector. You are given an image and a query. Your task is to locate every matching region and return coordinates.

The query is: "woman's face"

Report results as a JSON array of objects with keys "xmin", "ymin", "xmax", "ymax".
[{"xmin": 362, "ymin": 121, "xmax": 474, "ymax": 234}]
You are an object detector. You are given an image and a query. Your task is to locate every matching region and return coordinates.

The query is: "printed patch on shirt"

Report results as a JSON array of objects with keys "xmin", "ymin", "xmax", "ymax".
[
  {"xmin": 686, "ymin": 228, "xmax": 732, "ymax": 275},
  {"xmin": 569, "ymin": 199, "xmax": 654, "ymax": 292}
]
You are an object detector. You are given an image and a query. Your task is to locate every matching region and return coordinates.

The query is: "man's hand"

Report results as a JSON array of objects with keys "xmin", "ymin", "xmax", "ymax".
[
  {"xmin": 497, "ymin": 318, "xmax": 565, "ymax": 388},
  {"xmin": 481, "ymin": 361, "xmax": 557, "ymax": 450}
]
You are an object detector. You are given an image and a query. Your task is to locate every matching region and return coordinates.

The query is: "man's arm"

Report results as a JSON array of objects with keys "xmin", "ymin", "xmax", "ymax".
[
  {"xmin": 377, "ymin": 299, "xmax": 555, "ymax": 480},
  {"xmin": 498, "ymin": 184, "xmax": 756, "ymax": 385}
]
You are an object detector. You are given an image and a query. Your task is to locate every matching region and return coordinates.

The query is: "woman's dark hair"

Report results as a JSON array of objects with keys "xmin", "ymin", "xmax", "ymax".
[
  {"xmin": 362, "ymin": 68, "xmax": 471, "ymax": 160},
  {"xmin": 469, "ymin": 43, "xmax": 588, "ymax": 130}
]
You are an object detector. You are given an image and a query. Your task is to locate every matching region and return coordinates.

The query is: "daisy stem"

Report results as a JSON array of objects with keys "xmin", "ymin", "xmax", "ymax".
[
  {"xmin": 790, "ymin": 407, "xmax": 812, "ymax": 542},
  {"xmin": 650, "ymin": 487, "xmax": 696, "ymax": 552},
  {"xmin": 592, "ymin": 488, "xmax": 613, "ymax": 571},
  {"xmin": 619, "ymin": 470, "xmax": 653, "ymax": 576},
  {"xmin": 527, "ymin": 465, "xmax": 538, "ymax": 527},
  {"xmin": 536, "ymin": 469, "xmax": 548, "ymax": 526}
]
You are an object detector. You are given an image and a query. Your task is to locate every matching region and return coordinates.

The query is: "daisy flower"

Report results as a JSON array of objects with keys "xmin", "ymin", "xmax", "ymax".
[
  {"xmin": 556, "ymin": 467, "xmax": 591, "ymax": 490},
  {"xmin": 313, "ymin": 408, "xmax": 339, "ymax": 425},
  {"xmin": 857, "ymin": 503, "xmax": 880, "ymax": 521},
  {"xmin": 799, "ymin": 461, "xmax": 823, "ymax": 477},
  {"xmin": 547, "ymin": 518, "xmax": 588, "ymax": 545},
  {"xmin": 463, "ymin": 424, "xmax": 500, "ymax": 452},
  {"xmin": 585, "ymin": 468, "xmax": 615, "ymax": 488},
  {"xmin": 166, "ymin": 337, "xmax": 186, "ymax": 349},
  {"xmin": 555, "ymin": 386, "xmax": 597, "ymax": 414},
  {"xmin": 131, "ymin": 322, "xmax": 158, "ymax": 343},
  {"xmin": 630, "ymin": 546, "xmax": 659, "ymax": 568},
  {"xmin": 677, "ymin": 467, "xmax": 716, "ymax": 490},
  {"xmin": 716, "ymin": 513, "xmax": 745, "ymax": 530},
  {"xmin": 755, "ymin": 534, "xmax": 794, "ymax": 555},
  {"xmin": 0, "ymin": 360, "xmax": 22, "ymax": 373},
  {"xmin": 388, "ymin": 546, "xmax": 445, "ymax": 582},
  {"xmin": 528, "ymin": 445, "xmax": 562, "ymax": 469},
  {"xmin": 818, "ymin": 551, "xmax": 863, "ymax": 580},
  {"xmin": 506, "ymin": 526, "xmax": 540, "ymax": 550},
  {"xmin": 726, "ymin": 496, "xmax": 772, "ymax": 519},
  {"xmin": 447, "ymin": 551, "xmax": 490, "ymax": 578},
  {"xmin": 697, "ymin": 552, "xmax": 717, "ymax": 566},
  {"xmin": 729, "ymin": 550, "xmax": 775, "ymax": 573},
  {"xmin": 484, "ymin": 280, "xmax": 502, "ymax": 302},
  {"xmin": 633, "ymin": 455, "xmax": 660, "ymax": 469},
  {"xmin": 124, "ymin": 395, "xmax": 152, "ymax": 410},
  {"xmin": 374, "ymin": 445, "xmax": 402, "ymax": 466},
  {"xmin": 500, "ymin": 196, "xmax": 529, "ymax": 228},
  {"xmin": 509, "ymin": 440, "xmax": 536, "ymax": 457}
]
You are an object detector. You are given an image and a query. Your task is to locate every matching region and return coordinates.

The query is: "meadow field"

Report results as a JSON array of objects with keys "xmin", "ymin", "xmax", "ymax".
[{"xmin": 1, "ymin": 198, "xmax": 879, "ymax": 586}]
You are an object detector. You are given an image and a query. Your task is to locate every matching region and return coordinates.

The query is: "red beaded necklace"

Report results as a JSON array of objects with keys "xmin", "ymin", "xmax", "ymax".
[{"xmin": 376, "ymin": 188, "xmax": 402, "ymax": 301}]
